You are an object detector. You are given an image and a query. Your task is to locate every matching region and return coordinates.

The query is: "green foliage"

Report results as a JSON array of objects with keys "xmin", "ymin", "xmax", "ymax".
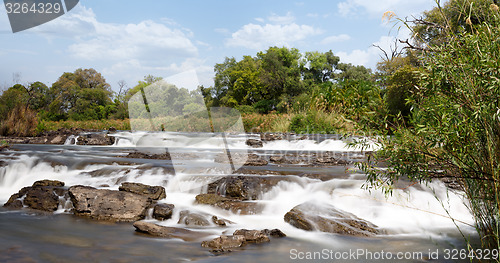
[
  {"xmin": 46, "ymin": 68, "xmax": 113, "ymax": 121},
  {"xmin": 412, "ymin": 0, "xmax": 498, "ymax": 48},
  {"xmin": 253, "ymin": 99, "xmax": 276, "ymax": 114},
  {"xmin": 365, "ymin": 5, "xmax": 500, "ymax": 250},
  {"xmin": 385, "ymin": 65, "xmax": 420, "ymax": 118}
]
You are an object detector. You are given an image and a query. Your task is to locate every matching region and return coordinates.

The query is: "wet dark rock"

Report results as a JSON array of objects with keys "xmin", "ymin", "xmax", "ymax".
[
  {"xmin": 207, "ymin": 175, "xmax": 293, "ymax": 200},
  {"xmin": 246, "ymin": 139, "xmax": 263, "ymax": 148},
  {"xmin": 201, "ymin": 235, "xmax": 246, "ymax": 251},
  {"xmin": 124, "ymin": 151, "xmax": 171, "ymax": 160},
  {"xmin": 3, "ymin": 181, "xmax": 68, "ymax": 211},
  {"xmin": 284, "ymin": 202, "xmax": 379, "ymax": 237},
  {"xmin": 108, "ymin": 127, "xmax": 117, "ymax": 133},
  {"xmin": 77, "ymin": 133, "xmax": 115, "ymax": 146},
  {"xmin": 178, "ymin": 210, "xmax": 211, "ymax": 226},
  {"xmin": 133, "ymin": 221, "xmax": 211, "ymax": 242},
  {"xmin": 69, "ymin": 185, "xmax": 152, "ymax": 222},
  {"xmin": 119, "ymin": 182, "xmax": 166, "ymax": 200},
  {"xmin": 152, "ymin": 203, "xmax": 175, "ymax": 221},
  {"xmin": 195, "ymin": 194, "xmax": 262, "ymax": 215}
]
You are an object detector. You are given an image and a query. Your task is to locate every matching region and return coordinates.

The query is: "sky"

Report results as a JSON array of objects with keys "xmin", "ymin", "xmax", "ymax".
[{"xmin": 0, "ymin": 0, "xmax": 436, "ymax": 93}]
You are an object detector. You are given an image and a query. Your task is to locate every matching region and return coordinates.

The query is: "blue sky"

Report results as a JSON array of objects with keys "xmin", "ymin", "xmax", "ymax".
[{"xmin": 0, "ymin": 0, "xmax": 435, "ymax": 93}]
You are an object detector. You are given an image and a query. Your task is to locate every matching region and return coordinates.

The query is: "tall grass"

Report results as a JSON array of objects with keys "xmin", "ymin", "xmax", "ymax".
[{"xmin": 0, "ymin": 105, "xmax": 38, "ymax": 136}]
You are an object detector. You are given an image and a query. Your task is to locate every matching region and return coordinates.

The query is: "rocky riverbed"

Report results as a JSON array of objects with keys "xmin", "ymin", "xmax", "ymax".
[{"xmin": 0, "ymin": 131, "xmax": 476, "ymax": 262}]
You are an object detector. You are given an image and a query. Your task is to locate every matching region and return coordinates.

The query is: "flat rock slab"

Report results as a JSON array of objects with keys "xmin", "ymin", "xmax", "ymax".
[
  {"xmin": 119, "ymin": 182, "xmax": 166, "ymax": 200},
  {"xmin": 69, "ymin": 185, "xmax": 152, "ymax": 222},
  {"xmin": 133, "ymin": 221, "xmax": 212, "ymax": 242}
]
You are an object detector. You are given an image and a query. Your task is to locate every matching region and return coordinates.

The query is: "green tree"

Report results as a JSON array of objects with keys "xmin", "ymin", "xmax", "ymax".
[
  {"xmin": 47, "ymin": 68, "xmax": 113, "ymax": 121},
  {"xmin": 364, "ymin": 2, "xmax": 500, "ymax": 251}
]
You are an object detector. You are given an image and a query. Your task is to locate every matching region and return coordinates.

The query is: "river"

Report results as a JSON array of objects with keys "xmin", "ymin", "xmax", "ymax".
[{"xmin": 0, "ymin": 132, "xmax": 477, "ymax": 262}]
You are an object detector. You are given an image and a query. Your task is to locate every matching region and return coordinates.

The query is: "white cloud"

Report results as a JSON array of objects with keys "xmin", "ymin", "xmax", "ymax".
[
  {"xmin": 321, "ymin": 34, "xmax": 351, "ymax": 45},
  {"xmin": 227, "ymin": 23, "xmax": 322, "ymax": 50},
  {"xmin": 337, "ymin": 35, "xmax": 400, "ymax": 70},
  {"xmin": 338, "ymin": 0, "xmax": 434, "ymax": 18},
  {"xmin": 268, "ymin": 12, "xmax": 295, "ymax": 25},
  {"xmin": 227, "ymin": 12, "xmax": 322, "ymax": 50},
  {"xmin": 32, "ymin": 6, "xmax": 197, "ymax": 63}
]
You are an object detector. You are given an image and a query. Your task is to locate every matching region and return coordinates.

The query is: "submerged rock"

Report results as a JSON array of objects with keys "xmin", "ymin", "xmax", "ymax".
[
  {"xmin": 152, "ymin": 203, "xmax": 175, "ymax": 221},
  {"xmin": 178, "ymin": 210, "xmax": 211, "ymax": 226},
  {"xmin": 69, "ymin": 185, "xmax": 152, "ymax": 222},
  {"xmin": 133, "ymin": 221, "xmax": 211, "ymax": 242},
  {"xmin": 119, "ymin": 182, "xmax": 166, "ymax": 200},
  {"xmin": 3, "ymin": 180, "xmax": 68, "ymax": 212},
  {"xmin": 284, "ymin": 202, "xmax": 379, "ymax": 237}
]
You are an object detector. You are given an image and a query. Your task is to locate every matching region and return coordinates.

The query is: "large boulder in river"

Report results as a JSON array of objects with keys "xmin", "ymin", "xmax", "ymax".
[
  {"xmin": 3, "ymin": 180, "xmax": 67, "ymax": 211},
  {"xmin": 207, "ymin": 176, "xmax": 295, "ymax": 200},
  {"xmin": 68, "ymin": 185, "xmax": 152, "ymax": 222},
  {"xmin": 119, "ymin": 182, "xmax": 166, "ymax": 200},
  {"xmin": 284, "ymin": 202, "xmax": 379, "ymax": 237},
  {"xmin": 152, "ymin": 203, "xmax": 175, "ymax": 221}
]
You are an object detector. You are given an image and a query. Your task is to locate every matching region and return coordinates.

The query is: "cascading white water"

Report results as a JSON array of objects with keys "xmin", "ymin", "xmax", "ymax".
[{"xmin": 0, "ymin": 132, "xmax": 476, "ymax": 259}]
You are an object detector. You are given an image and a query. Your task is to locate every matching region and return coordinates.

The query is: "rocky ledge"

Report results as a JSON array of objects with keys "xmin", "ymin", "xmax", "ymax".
[
  {"xmin": 4, "ymin": 178, "xmax": 383, "ymax": 255},
  {"xmin": 0, "ymin": 128, "xmax": 116, "ymax": 145}
]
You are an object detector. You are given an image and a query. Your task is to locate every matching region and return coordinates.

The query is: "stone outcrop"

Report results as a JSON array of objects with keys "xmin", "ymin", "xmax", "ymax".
[
  {"xmin": 152, "ymin": 203, "xmax": 175, "ymax": 221},
  {"xmin": 68, "ymin": 185, "xmax": 152, "ymax": 222},
  {"xmin": 119, "ymin": 182, "xmax": 166, "ymax": 200},
  {"xmin": 284, "ymin": 202, "xmax": 379, "ymax": 237},
  {"xmin": 3, "ymin": 180, "xmax": 67, "ymax": 211}
]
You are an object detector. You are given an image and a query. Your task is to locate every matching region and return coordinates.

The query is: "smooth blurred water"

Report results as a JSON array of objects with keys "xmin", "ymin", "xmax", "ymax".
[{"xmin": 0, "ymin": 133, "xmax": 478, "ymax": 262}]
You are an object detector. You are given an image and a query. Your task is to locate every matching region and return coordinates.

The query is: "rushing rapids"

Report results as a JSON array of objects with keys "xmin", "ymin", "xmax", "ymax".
[{"xmin": 0, "ymin": 132, "xmax": 476, "ymax": 262}]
